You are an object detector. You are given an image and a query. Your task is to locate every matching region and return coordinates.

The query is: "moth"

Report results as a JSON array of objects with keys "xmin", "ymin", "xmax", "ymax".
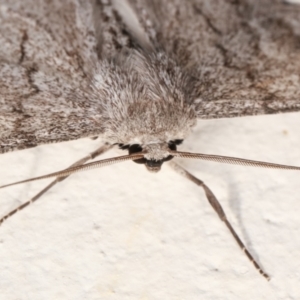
[{"xmin": 0, "ymin": 0, "xmax": 300, "ymax": 280}]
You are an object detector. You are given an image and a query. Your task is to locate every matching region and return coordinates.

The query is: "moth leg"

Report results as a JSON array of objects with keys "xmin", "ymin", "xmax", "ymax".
[
  {"xmin": 0, "ymin": 143, "xmax": 113, "ymax": 226},
  {"xmin": 168, "ymin": 161, "xmax": 270, "ymax": 280}
]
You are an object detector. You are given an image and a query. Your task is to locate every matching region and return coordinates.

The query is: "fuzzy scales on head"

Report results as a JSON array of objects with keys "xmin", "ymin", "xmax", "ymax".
[{"xmin": 91, "ymin": 49, "xmax": 197, "ymax": 150}]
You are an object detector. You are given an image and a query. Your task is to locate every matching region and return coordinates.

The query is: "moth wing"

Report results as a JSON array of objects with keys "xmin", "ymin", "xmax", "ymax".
[
  {"xmin": 0, "ymin": 0, "xmax": 132, "ymax": 153},
  {"xmin": 130, "ymin": 0, "xmax": 300, "ymax": 119}
]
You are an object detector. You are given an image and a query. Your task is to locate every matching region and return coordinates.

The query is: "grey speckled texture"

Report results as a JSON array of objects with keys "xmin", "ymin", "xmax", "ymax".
[{"xmin": 1, "ymin": 0, "xmax": 300, "ymax": 153}]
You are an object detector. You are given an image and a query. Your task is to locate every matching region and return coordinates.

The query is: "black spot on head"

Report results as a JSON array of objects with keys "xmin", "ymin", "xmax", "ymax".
[
  {"xmin": 128, "ymin": 144, "xmax": 143, "ymax": 154},
  {"xmin": 128, "ymin": 144, "xmax": 146, "ymax": 164},
  {"xmin": 168, "ymin": 139, "xmax": 183, "ymax": 151},
  {"xmin": 168, "ymin": 142, "xmax": 176, "ymax": 151}
]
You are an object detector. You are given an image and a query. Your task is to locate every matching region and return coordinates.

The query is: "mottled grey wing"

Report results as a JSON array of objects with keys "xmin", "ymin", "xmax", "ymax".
[
  {"xmin": 130, "ymin": 0, "xmax": 300, "ymax": 119},
  {"xmin": 0, "ymin": 0, "xmax": 131, "ymax": 153}
]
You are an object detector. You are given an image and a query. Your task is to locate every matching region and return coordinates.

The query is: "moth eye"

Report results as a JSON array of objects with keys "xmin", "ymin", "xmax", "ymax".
[
  {"xmin": 168, "ymin": 139, "xmax": 183, "ymax": 151},
  {"xmin": 127, "ymin": 144, "xmax": 145, "ymax": 164},
  {"xmin": 128, "ymin": 144, "xmax": 143, "ymax": 154},
  {"xmin": 168, "ymin": 143, "xmax": 177, "ymax": 151}
]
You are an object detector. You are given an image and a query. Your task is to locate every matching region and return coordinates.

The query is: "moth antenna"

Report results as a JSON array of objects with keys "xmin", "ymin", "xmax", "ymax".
[
  {"xmin": 0, "ymin": 144, "xmax": 112, "ymax": 226},
  {"xmin": 170, "ymin": 151, "xmax": 300, "ymax": 171},
  {"xmin": 0, "ymin": 153, "xmax": 144, "ymax": 189}
]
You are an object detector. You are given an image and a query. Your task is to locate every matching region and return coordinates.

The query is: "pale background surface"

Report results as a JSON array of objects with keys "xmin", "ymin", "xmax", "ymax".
[{"xmin": 0, "ymin": 112, "xmax": 300, "ymax": 299}]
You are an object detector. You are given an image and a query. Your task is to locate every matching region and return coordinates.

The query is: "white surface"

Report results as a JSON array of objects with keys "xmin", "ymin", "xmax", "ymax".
[
  {"xmin": 0, "ymin": 112, "xmax": 300, "ymax": 299},
  {"xmin": 284, "ymin": 0, "xmax": 300, "ymax": 4}
]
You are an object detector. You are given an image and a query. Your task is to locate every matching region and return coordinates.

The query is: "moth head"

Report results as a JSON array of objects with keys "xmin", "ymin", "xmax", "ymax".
[{"xmin": 119, "ymin": 140, "xmax": 183, "ymax": 172}]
